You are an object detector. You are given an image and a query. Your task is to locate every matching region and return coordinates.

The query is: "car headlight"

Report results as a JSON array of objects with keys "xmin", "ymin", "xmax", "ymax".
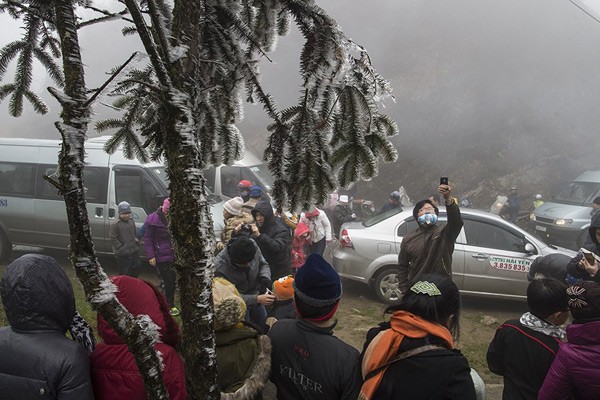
[
  {"xmin": 555, "ymin": 218, "xmax": 573, "ymax": 226},
  {"xmin": 529, "ymin": 213, "xmax": 536, "ymax": 221}
]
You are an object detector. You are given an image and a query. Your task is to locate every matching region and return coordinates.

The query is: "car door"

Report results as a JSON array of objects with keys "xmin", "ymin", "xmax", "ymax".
[{"xmin": 461, "ymin": 217, "xmax": 533, "ymax": 297}]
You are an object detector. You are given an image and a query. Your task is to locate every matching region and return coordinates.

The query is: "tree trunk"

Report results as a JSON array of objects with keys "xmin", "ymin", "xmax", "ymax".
[{"xmin": 52, "ymin": 2, "xmax": 169, "ymax": 399}]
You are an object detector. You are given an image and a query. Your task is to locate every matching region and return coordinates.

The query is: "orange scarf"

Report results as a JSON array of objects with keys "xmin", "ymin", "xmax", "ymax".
[{"xmin": 359, "ymin": 310, "xmax": 454, "ymax": 400}]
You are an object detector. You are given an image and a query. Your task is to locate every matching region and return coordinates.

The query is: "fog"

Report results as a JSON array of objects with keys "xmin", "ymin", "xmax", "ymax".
[{"xmin": 2, "ymin": 0, "xmax": 600, "ymax": 203}]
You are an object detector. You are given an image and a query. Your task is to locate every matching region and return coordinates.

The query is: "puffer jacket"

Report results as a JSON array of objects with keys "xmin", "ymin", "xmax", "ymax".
[
  {"xmin": 567, "ymin": 216, "xmax": 600, "ymax": 282},
  {"xmin": 0, "ymin": 254, "xmax": 94, "ymax": 400},
  {"xmin": 397, "ymin": 201, "xmax": 463, "ymax": 293},
  {"xmin": 300, "ymin": 208, "xmax": 333, "ymax": 243},
  {"xmin": 90, "ymin": 276, "xmax": 186, "ymax": 400},
  {"xmin": 143, "ymin": 208, "xmax": 175, "ymax": 263},
  {"xmin": 538, "ymin": 320, "xmax": 600, "ymax": 399},
  {"xmin": 251, "ymin": 201, "xmax": 292, "ymax": 279},
  {"xmin": 214, "ymin": 240, "xmax": 271, "ymax": 306}
]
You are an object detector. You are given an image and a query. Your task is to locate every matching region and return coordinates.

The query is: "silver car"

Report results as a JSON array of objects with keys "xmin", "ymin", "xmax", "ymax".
[{"xmin": 333, "ymin": 208, "xmax": 576, "ymax": 303}]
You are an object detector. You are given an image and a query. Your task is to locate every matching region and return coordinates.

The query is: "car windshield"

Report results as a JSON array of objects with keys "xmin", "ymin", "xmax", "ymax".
[
  {"xmin": 247, "ymin": 163, "xmax": 274, "ymax": 191},
  {"xmin": 552, "ymin": 181, "xmax": 600, "ymax": 206},
  {"xmin": 363, "ymin": 208, "xmax": 402, "ymax": 227}
]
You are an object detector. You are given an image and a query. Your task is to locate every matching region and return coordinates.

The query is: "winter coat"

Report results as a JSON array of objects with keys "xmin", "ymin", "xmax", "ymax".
[
  {"xmin": 300, "ymin": 208, "xmax": 333, "ymax": 244},
  {"xmin": 506, "ymin": 193, "xmax": 521, "ymax": 216},
  {"xmin": 268, "ymin": 319, "xmax": 361, "ymax": 400},
  {"xmin": 242, "ymin": 198, "xmax": 260, "ymax": 213},
  {"xmin": 292, "ymin": 222, "xmax": 310, "ymax": 271},
  {"xmin": 397, "ymin": 201, "xmax": 463, "ymax": 293},
  {"xmin": 567, "ymin": 216, "xmax": 600, "ymax": 282},
  {"xmin": 539, "ymin": 320, "xmax": 600, "ymax": 400},
  {"xmin": 251, "ymin": 201, "xmax": 292, "ymax": 279},
  {"xmin": 487, "ymin": 319, "xmax": 561, "ymax": 400},
  {"xmin": 583, "ymin": 212, "xmax": 600, "ymax": 249},
  {"xmin": 360, "ymin": 314, "xmax": 475, "ymax": 400},
  {"xmin": 110, "ymin": 218, "xmax": 139, "ymax": 257},
  {"xmin": 217, "ymin": 212, "xmax": 255, "ymax": 251},
  {"xmin": 90, "ymin": 276, "xmax": 186, "ymax": 400},
  {"xmin": 0, "ymin": 254, "xmax": 94, "ymax": 400},
  {"xmin": 380, "ymin": 201, "xmax": 402, "ymax": 214},
  {"xmin": 332, "ymin": 204, "xmax": 354, "ymax": 237},
  {"xmin": 214, "ymin": 241, "xmax": 271, "ymax": 306},
  {"xmin": 217, "ymin": 325, "xmax": 271, "ymax": 398},
  {"xmin": 143, "ymin": 208, "xmax": 174, "ymax": 263}
]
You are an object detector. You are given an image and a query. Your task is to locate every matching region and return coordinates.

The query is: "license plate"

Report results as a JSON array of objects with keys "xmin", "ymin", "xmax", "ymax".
[{"xmin": 535, "ymin": 225, "xmax": 547, "ymax": 232}]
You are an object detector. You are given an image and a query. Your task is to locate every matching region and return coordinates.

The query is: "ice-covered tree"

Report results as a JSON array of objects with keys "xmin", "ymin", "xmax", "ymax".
[{"xmin": 0, "ymin": 1, "xmax": 397, "ymax": 399}]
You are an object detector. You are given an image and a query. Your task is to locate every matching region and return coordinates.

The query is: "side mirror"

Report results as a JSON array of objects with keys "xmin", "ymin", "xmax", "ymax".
[
  {"xmin": 208, "ymin": 194, "xmax": 222, "ymax": 205},
  {"xmin": 524, "ymin": 243, "xmax": 536, "ymax": 254}
]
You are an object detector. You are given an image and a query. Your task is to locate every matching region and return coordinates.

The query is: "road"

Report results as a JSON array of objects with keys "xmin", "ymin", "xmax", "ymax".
[{"xmin": 1, "ymin": 246, "xmax": 523, "ymax": 399}]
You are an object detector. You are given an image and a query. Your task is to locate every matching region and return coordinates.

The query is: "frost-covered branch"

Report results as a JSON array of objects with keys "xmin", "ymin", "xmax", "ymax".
[{"xmin": 84, "ymin": 52, "xmax": 138, "ymax": 107}]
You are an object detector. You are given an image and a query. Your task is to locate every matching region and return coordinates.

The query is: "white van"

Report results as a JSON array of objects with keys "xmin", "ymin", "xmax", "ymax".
[
  {"xmin": 0, "ymin": 136, "xmax": 276, "ymax": 260},
  {"xmin": 531, "ymin": 170, "xmax": 600, "ymax": 249}
]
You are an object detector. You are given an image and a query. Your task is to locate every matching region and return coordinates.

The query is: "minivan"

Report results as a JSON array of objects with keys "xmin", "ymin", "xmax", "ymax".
[
  {"xmin": 0, "ymin": 136, "xmax": 271, "ymax": 261},
  {"xmin": 530, "ymin": 170, "xmax": 600, "ymax": 250}
]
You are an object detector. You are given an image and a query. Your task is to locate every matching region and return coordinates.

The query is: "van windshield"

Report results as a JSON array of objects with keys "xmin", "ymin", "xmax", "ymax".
[
  {"xmin": 150, "ymin": 167, "xmax": 169, "ymax": 189},
  {"xmin": 553, "ymin": 181, "xmax": 600, "ymax": 206},
  {"xmin": 248, "ymin": 164, "xmax": 274, "ymax": 191}
]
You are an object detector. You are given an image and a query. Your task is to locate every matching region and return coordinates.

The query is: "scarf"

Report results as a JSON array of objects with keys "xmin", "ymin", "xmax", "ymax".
[
  {"xmin": 359, "ymin": 310, "xmax": 454, "ymax": 400},
  {"xmin": 519, "ymin": 312, "xmax": 566, "ymax": 340}
]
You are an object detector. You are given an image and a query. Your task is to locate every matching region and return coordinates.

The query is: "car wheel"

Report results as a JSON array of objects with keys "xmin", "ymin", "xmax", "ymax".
[
  {"xmin": 0, "ymin": 229, "xmax": 11, "ymax": 262},
  {"xmin": 373, "ymin": 267, "xmax": 403, "ymax": 303}
]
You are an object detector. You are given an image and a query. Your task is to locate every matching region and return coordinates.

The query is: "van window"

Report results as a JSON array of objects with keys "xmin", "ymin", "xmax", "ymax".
[
  {"xmin": 203, "ymin": 167, "xmax": 215, "ymax": 192},
  {"xmin": 220, "ymin": 166, "xmax": 256, "ymax": 198},
  {"xmin": 114, "ymin": 167, "xmax": 165, "ymax": 212},
  {"xmin": 0, "ymin": 162, "xmax": 35, "ymax": 197},
  {"xmin": 553, "ymin": 182, "xmax": 600, "ymax": 206},
  {"xmin": 38, "ymin": 166, "xmax": 108, "ymax": 203}
]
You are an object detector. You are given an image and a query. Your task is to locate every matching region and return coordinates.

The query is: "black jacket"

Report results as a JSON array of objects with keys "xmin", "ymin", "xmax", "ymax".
[
  {"xmin": 268, "ymin": 319, "xmax": 361, "ymax": 400},
  {"xmin": 251, "ymin": 201, "xmax": 292, "ymax": 279},
  {"xmin": 487, "ymin": 319, "xmax": 561, "ymax": 400},
  {"xmin": 0, "ymin": 254, "xmax": 94, "ymax": 400},
  {"xmin": 361, "ymin": 322, "xmax": 476, "ymax": 400},
  {"xmin": 567, "ymin": 215, "xmax": 600, "ymax": 282}
]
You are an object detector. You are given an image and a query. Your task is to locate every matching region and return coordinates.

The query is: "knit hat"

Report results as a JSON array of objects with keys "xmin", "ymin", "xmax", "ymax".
[
  {"xmin": 567, "ymin": 281, "xmax": 600, "ymax": 323},
  {"xmin": 294, "ymin": 254, "xmax": 342, "ymax": 307},
  {"xmin": 212, "ymin": 278, "xmax": 246, "ymax": 331},
  {"xmin": 237, "ymin": 180, "xmax": 252, "ymax": 189},
  {"xmin": 273, "ymin": 276, "xmax": 294, "ymax": 300},
  {"xmin": 223, "ymin": 196, "xmax": 244, "ymax": 216},
  {"xmin": 390, "ymin": 191, "xmax": 401, "ymax": 200},
  {"xmin": 304, "ymin": 207, "xmax": 320, "ymax": 218},
  {"xmin": 249, "ymin": 185, "xmax": 263, "ymax": 198},
  {"xmin": 118, "ymin": 201, "xmax": 132, "ymax": 214},
  {"xmin": 228, "ymin": 236, "xmax": 257, "ymax": 264},
  {"xmin": 412, "ymin": 199, "xmax": 439, "ymax": 220},
  {"xmin": 162, "ymin": 198, "xmax": 171, "ymax": 214}
]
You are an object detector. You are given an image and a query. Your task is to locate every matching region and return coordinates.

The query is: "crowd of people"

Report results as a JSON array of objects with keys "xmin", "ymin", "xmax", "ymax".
[{"xmin": 2, "ymin": 179, "xmax": 600, "ymax": 399}]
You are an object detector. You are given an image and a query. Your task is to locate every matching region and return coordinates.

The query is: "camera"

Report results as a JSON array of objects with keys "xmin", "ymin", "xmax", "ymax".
[{"xmin": 240, "ymin": 224, "xmax": 253, "ymax": 234}]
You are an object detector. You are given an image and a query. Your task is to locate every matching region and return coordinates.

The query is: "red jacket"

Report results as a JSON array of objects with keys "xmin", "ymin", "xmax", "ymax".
[
  {"xmin": 90, "ymin": 276, "xmax": 187, "ymax": 400},
  {"xmin": 292, "ymin": 222, "xmax": 310, "ymax": 271}
]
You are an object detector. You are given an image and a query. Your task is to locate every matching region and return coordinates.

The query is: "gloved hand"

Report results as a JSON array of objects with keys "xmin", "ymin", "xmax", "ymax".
[{"xmin": 69, "ymin": 311, "xmax": 96, "ymax": 354}]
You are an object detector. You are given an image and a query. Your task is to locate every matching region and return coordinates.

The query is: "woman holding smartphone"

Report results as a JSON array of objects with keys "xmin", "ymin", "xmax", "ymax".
[{"xmin": 567, "ymin": 217, "xmax": 600, "ymax": 282}]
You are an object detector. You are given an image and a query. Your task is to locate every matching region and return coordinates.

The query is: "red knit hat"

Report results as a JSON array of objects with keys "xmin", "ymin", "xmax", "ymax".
[{"xmin": 273, "ymin": 276, "xmax": 294, "ymax": 300}]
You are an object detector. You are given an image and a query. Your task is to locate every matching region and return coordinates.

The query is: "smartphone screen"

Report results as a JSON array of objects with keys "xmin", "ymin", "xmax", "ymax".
[
  {"xmin": 440, "ymin": 177, "xmax": 449, "ymax": 185},
  {"xmin": 584, "ymin": 253, "xmax": 596, "ymax": 264}
]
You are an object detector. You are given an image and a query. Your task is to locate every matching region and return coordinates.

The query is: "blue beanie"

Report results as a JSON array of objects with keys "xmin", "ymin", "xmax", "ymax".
[
  {"xmin": 249, "ymin": 185, "xmax": 263, "ymax": 198},
  {"xmin": 293, "ymin": 254, "xmax": 342, "ymax": 306}
]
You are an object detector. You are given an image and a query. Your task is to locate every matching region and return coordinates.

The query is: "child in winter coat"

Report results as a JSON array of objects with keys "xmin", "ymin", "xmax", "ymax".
[
  {"xmin": 267, "ymin": 275, "xmax": 296, "ymax": 327},
  {"xmin": 291, "ymin": 221, "xmax": 310, "ymax": 276},
  {"xmin": 213, "ymin": 278, "xmax": 271, "ymax": 398},
  {"xmin": 301, "ymin": 207, "xmax": 332, "ymax": 257},
  {"xmin": 110, "ymin": 201, "xmax": 140, "ymax": 277},
  {"xmin": 487, "ymin": 278, "xmax": 569, "ymax": 400},
  {"xmin": 90, "ymin": 276, "xmax": 186, "ymax": 400}
]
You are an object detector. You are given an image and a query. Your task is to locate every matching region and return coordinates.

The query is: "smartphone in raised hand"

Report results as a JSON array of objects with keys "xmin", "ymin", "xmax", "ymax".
[{"xmin": 440, "ymin": 177, "xmax": 449, "ymax": 186}]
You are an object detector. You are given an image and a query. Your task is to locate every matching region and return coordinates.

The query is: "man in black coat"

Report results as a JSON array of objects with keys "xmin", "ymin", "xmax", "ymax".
[{"xmin": 247, "ymin": 200, "xmax": 292, "ymax": 280}]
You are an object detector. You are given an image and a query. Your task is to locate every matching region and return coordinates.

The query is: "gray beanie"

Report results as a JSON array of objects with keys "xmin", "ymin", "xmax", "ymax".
[{"xmin": 118, "ymin": 201, "xmax": 132, "ymax": 214}]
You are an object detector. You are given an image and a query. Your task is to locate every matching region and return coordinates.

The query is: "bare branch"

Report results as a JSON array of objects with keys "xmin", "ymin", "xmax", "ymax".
[
  {"xmin": 79, "ymin": 5, "xmax": 134, "ymax": 28},
  {"xmin": 84, "ymin": 52, "xmax": 138, "ymax": 108}
]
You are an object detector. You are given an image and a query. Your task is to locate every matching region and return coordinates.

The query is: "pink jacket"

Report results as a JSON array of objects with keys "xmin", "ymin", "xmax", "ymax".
[{"xmin": 538, "ymin": 320, "xmax": 600, "ymax": 399}]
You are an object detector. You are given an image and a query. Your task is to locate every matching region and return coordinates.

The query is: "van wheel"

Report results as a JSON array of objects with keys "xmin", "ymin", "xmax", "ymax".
[
  {"xmin": 0, "ymin": 230, "xmax": 11, "ymax": 262},
  {"xmin": 373, "ymin": 267, "xmax": 403, "ymax": 304}
]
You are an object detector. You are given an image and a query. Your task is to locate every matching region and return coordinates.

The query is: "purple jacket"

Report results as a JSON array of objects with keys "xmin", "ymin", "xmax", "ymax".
[
  {"xmin": 539, "ymin": 320, "xmax": 600, "ymax": 399},
  {"xmin": 143, "ymin": 209, "xmax": 175, "ymax": 264}
]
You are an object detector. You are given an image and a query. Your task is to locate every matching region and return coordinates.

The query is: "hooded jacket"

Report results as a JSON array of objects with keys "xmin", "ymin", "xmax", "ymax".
[
  {"xmin": 217, "ymin": 212, "xmax": 255, "ymax": 251},
  {"xmin": 567, "ymin": 216, "xmax": 600, "ymax": 282},
  {"xmin": 90, "ymin": 276, "xmax": 186, "ymax": 400},
  {"xmin": 251, "ymin": 201, "xmax": 292, "ymax": 279},
  {"xmin": 292, "ymin": 222, "xmax": 310, "ymax": 270},
  {"xmin": 0, "ymin": 254, "xmax": 94, "ymax": 400},
  {"xmin": 143, "ymin": 207, "xmax": 175, "ymax": 263},
  {"xmin": 527, "ymin": 254, "xmax": 571, "ymax": 282},
  {"xmin": 300, "ymin": 208, "xmax": 333, "ymax": 244},
  {"xmin": 214, "ymin": 240, "xmax": 271, "ymax": 306},
  {"xmin": 538, "ymin": 320, "xmax": 600, "ymax": 399},
  {"xmin": 397, "ymin": 201, "xmax": 463, "ymax": 294}
]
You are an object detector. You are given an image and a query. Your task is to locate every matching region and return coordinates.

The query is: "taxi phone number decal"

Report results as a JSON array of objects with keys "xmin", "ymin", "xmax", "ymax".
[{"xmin": 489, "ymin": 256, "xmax": 531, "ymax": 273}]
